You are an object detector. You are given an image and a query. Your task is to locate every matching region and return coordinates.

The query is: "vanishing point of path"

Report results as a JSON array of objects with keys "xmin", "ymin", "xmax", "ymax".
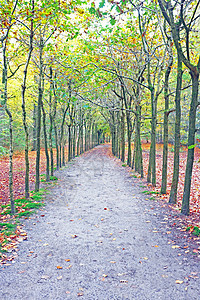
[{"xmin": 0, "ymin": 145, "xmax": 200, "ymax": 300}]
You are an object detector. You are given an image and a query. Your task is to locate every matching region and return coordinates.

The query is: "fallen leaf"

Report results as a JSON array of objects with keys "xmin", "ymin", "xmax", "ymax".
[
  {"xmin": 57, "ymin": 266, "xmax": 63, "ymax": 269},
  {"xmin": 176, "ymin": 280, "xmax": 183, "ymax": 284},
  {"xmin": 120, "ymin": 280, "xmax": 128, "ymax": 283},
  {"xmin": 65, "ymin": 259, "xmax": 70, "ymax": 262},
  {"xmin": 172, "ymin": 245, "xmax": 180, "ymax": 249},
  {"xmin": 102, "ymin": 274, "xmax": 108, "ymax": 278},
  {"xmin": 193, "ymin": 249, "xmax": 199, "ymax": 253},
  {"xmin": 41, "ymin": 275, "xmax": 50, "ymax": 280},
  {"xmin": 57, "ymin": 276, "xmax": 62, "ymax": 280},
  {"xmin": 71, "ymin": 235, "xmax": 78, "ymax": 238},
  {"xmin": 66, "ymin": 264, "xmax": 72, "ymax": 269}
]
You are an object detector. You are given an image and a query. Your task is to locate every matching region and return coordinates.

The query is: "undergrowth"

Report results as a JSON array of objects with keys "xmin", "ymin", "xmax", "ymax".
[{"xmin": 0, "ymin": 189, "xmax": 47, "ymax": 254}]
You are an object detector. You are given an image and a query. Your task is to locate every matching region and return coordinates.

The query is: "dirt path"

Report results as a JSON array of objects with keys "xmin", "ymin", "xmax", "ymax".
[{"xmin": 0, "ymin": 145, "xmax": 200, "ymax": 300}]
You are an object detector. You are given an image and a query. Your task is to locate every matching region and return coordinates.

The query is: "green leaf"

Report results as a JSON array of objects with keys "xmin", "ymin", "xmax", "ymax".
[
  {"xmin": 188, "ymin": 144, "xmax": 196, "ymax": 149},
  {"xmin": 89, "ymin": 7, "xmax": 96, "ymax": 15},
  {"xmin": 110, "ymin": 17, "xmax": 116, "ymax": 26},
  {"xmin": 99, "ymin": 0, "xmax": 105, "ymax": 8}
]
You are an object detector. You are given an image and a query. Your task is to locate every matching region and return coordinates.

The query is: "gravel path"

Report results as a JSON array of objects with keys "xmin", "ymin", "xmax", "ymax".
[{"xmin": 0, "ymin": 145, "xmax": 200, "ymax": 300}]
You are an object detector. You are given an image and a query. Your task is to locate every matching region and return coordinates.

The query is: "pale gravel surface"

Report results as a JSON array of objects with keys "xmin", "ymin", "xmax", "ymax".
[{"xmin": 0, "ymin": 145, "xmax": 200, "ymax": 300}]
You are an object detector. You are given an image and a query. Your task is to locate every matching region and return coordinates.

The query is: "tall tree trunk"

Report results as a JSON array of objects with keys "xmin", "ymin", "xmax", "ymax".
[
  {"xmin": 21, "ymin": 3, "xmax": 34, "ymax": 197},
  {"xmin": 161, "ymin": 48, "xmax": 173, "ymax": 194},
  {"xmin": 120, "ymin": 111, "xmax": 125, "ymax": 162},
  {"xmin": 169, "ymin": 55, "xmax": 182, "ymax": 203},
  {"xmin": 134, "ymin": 105, "xmax": 143, "ymax": 177},
  {"xmin": 181, "ymin": 72, "xmax": 199, "ymax": 215},
  {"xmin": 77, "ymin": 126, "xmax": 80, "ymax": 156},
  {"xmin": 54, "ymin": 123, "xmax": 59, "ymax": 170},
  {"xmin": 49, "ymin": 67, "xmax": 55, "ymax": 176},
  {"xmin": 147, "ymin": 89, "xmax": 157, "ymax": 186},
  {"xmin": 2, "ymin": 29, "xmax": 15, "ymax": 214},
  {"xmin": 41, "ymin": 101, "xmax": 50, "ymax": 181},
  {"xmin": 35, "ymin": 37, "xmax": 43, "ymax": 192},
  {"xmin": 32, "ymin": 104, "xmax": 37, "ymax": 151},
  {"xmin": 5, "ymin": 108, "xmax": 15, "ymax": 214},
  {"xmin": 68, "ymin": 125, "xmax": 71, "ymax": 161},
  {"xmin": 73, "ymin": 125, "xmax": 76, "ymax": 158}
]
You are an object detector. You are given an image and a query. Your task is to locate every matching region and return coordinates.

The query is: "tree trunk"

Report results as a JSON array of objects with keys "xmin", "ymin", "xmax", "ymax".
[
  {"xmin": 161, "ymin": 47, "xmax": 173, "ymax": 194},
  {"xmin": 41, "ymin": 101, "xmax": 50, "ymax": 181},
  {"xmin": 169, "ymin": 55, "xmax": 182, "ymax": 203},
  {"xmin": 21, "ymin": 9, "xmax": 34, "ymax": 196},
  {"xmin": 35, "ymin": 37, "xmax": 43, "ymax": 192},
  {"xmin": 68, "ymin": 125, "xmax": 71, "ymax": 161},
  {"xmin": 181, "ymin": 72, "xmax": 199, "ymax": 215},
  {"xmin": 73, "ymin": 125, "xmax": 76, "ymax": 158},
  {"xmin": 54, "ymin": 123, "xmax": 59, "ymax": 170},
  {"xmin": 5, "ymin": 108, "xmax": 15, "ymax": 214},
  {"xmin": 120, "ymin": 111, "xmax": 125, "ymax": 162},
  {"xmin": 32, "ymin": 104, "xmax": 37, "ymax": 151}
]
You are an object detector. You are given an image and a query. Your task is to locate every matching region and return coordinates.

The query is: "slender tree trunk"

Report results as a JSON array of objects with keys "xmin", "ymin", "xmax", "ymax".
[
  {"xmin": 21, "ymin": 6, "xmax": 34, "ymax": 197},
  {"xmin": 73, "ymin": 125, "xmax": 76, "ymax": 158},
  {"xmin": 35, "ymin": 37, "xmax": 44, "ymax": 192},
  {"xmin": 121, "ymin": 111, "xmax": 125, "ymax": 162},
  {"xmin": 54, "ymin": 123, "xmax": 59, "ymax": 170},
  {"xmin": 161, "ymin": 49, "xmax": 173, "ymax": 194},
  {"xmin": 41, "ymin": 101, "xmax": 50, "ymax": 181},
  {"xmin": 68, "ymin": 125, "xmax": 71, "ymax": 161},
  {"xmin": 134, "ymin": 105, "xmax": 143, "ymax": 177},
  {"xmin": 169, "ymin": 55, "xmax": 182, "ymax": 203},
  {"xmin": 77, "ymin": 126, "xmax": 80, "ymax": 156},
  {"xmin": 5, "ymin": 108, "xmax": 15, "ymax": 214},
  {"xmin": 181, "ymin": 72, "xmax": 199, "ymax": 215},
  {"xmin": 49, "ymin": 67, "xmax": 55, "ymax": 176},
  {"xmin": 32, "ymin": 104, "xmax": 37, "ymax": 151}
]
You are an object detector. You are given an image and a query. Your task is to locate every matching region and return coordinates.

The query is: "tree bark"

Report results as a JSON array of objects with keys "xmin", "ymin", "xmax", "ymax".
[
  {"xmin": 169, "ymin": 54, "xmax": 182, "ymax": 203},
  {"xmin": 35, "ymin": 36, "xmax": 43, "ymax": 192},
  {"xmin": 181, "ymin": 72, "xmax": 199, "ymax": 215},
  {"xmin": 161, "ymin": 43, "xmax": 173, "ymax": 194},
  {"xmin": 41, "ymin": 100, "xmax": 50, "ymax": 181}
]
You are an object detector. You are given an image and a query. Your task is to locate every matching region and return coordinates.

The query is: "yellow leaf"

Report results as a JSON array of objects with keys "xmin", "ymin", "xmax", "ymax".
[
  {"xmin": 172, "ymin": 245, "xmax": 180, "ymax": 249},
  {"xmin": 176, "ymin": 280, "xmax": 183, "ymax": 284}
]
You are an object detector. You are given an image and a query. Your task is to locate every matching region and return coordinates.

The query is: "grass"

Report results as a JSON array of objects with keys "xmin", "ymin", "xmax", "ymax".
[
  {"xmin": 150, "ymin": 196, "xmax": 157, "ymax": 201},
  {"xmin": 0, "ymin": 189, "xmax": 47, "ymax": 254},
  {"xmin": 186, "ymin": 225, "xmax": 200, "ymax": 236},
  {"xmin": 122, "ymin": 164, "xmax": 127, "ymax": 167},
  {"xmin": 41, "ymin": 175, "xmax": 58, "ymax": 182},
  {"xmin": 141, "ymin": 190, "xmax": 159, "ymax": 195}
]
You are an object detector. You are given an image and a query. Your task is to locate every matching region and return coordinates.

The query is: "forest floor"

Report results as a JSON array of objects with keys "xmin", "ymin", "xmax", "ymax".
[{"xmin": 0, "ymin": 144, "xmax": 200, "ymax": 299}]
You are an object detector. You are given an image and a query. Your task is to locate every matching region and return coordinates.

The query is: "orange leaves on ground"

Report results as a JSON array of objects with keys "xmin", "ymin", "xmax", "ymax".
[{"xmin": 56, "ymin": 265, "xmax": 63, "ymax": 269}]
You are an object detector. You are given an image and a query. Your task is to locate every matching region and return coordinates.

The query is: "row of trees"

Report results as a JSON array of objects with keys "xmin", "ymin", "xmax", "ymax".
[
  {"xmin": 0, "ymin": 0, "xmax": 106, "ymax": 214},
  {"xmin": 82, "ymin": 0, "xmax": 199, "ymax": 215},
  {"xmin": 0, "ymin": 0, "xmax": 199, "ymax": 216}
]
